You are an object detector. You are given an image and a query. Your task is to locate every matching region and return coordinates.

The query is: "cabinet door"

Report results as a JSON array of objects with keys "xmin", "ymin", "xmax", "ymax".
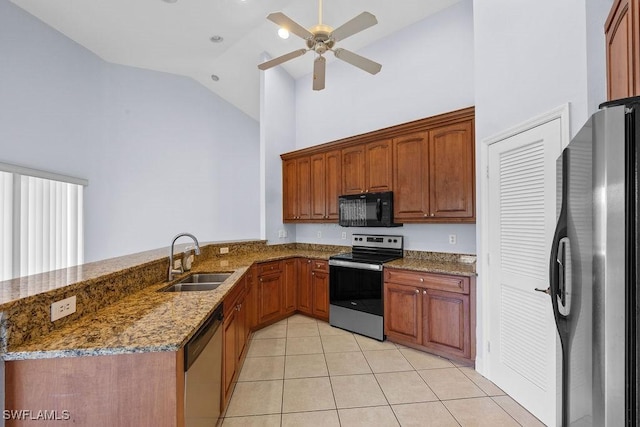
[
  {"xmin": 428, "ymin": 121, "xmax": 475, "ymax": 219},
  {"xmin": 245, "ymin": 267, "xmax": 258, "ymax": 330},
  {"xmin": 605, "ymin": 0, "xmax": 640, "ymax": 100},
  {"xmin": 236, "ymin": 296, "xmax": 247, "ymax": 363},
  {"xmin": 282, "ymin": 159, "xmax": 298, "ymax": 221},
  {"xmin": 222, "ymin": 310, "xmax": 237, "ymax": 405},
  {"xmin": 393, "ymin": 132, "xmax": 429, "ymax": 221},
  {"xmin": 366, "ymin": 140, "xmax": 392, "ymax": 193},
  {"xmin": 283, "ymin": 258, "xmax": 298, "ymax": 314},
  {"xmin": 384, "ymin": 282, "xmax": 422, "ymax": 344},
  {"xmin": 325, "ymin": 149, "xmax": 342, "ymax": 220},
  {"xmin": 422, "ymin": 289, "xmax": 470, "ymax": 359},
  {"xmin": 310, "ymin": 154, "xmax": 327, "ymax": 220},
  {"xmin": 342, "ymin": 145, "xmax": 366, "ymax": 194},
  {"xmin": 297, "ymin": 157, "xmax": 312, "ymax": 220},
  {"xmin": 258, "ymin": 273, "xmax": 283, "ymax": 324},
  {"xmin": 297, "ymin": 259, "xmax": 313, "ymax": 315},
  {"xmin": 311, "ymin": 271, "xmax": 329, "ymax": 321}
]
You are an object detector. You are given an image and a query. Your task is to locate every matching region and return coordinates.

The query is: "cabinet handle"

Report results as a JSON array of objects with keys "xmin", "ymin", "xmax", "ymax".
[
  {"xmin": 424, "ymin": 214, "xmax": 428, "ymax": 217},
  {"xmin": 423, "ymin": 290, "xmax": 427, "ymax": 295},
  {"xmin": 415, "ymin": 289, "xmax": 419, "ymax": 294},
  {"xmin": 430, "ymin": 213, "xmax": 435, "ymax": 217},
  {"xmin": 308, "ymin": 260, "xmax": 311, "ymax": 264},
  {"xmin": 419, "ymin": 278, "xmax": 424, "ymax": 282},
  {"xmin": 312, "ymin": 272, "xmax": 315, "ymax": 276},
  {"xmin": 260, "ymin": 278, "xmax": 263, "ymax": 282}
]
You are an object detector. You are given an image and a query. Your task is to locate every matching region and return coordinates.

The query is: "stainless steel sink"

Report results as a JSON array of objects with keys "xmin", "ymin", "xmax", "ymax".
[
  {"xmin": 161, "ymin": 283, "xmax": 223, "ymax": 292},
  {"xmin": 159, "ymin": 272, "xmax": 232, "ymax": 292},
  {"xmin": 178, "ymin": 273, "xmax": 232, "ymax": 284}
]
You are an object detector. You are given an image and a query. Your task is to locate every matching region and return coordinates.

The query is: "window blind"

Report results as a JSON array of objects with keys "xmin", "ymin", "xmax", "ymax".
[{"xmin": 0, "ymin": 165, "xmax": 85, "ymax": 281}]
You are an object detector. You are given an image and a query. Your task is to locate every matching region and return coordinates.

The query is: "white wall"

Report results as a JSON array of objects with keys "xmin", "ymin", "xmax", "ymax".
[
  {"xmin": 473, "ymin": 0, "xmax": 612, "ymax": 373},
  {"xmin": 260, "ymin": 54, "xmax": 298, "ymax": 245},
  {"xmin": 0, "ymin": 0, "xmax": 260, "ymax": 263},
  {"xmin": 292, "ymin": 0, "xmax": 476, "ymax": 253}
]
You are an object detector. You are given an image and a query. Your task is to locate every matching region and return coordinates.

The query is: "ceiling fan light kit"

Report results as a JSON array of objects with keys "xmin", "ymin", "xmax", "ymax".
[{"xmin": 258, "ymin": 0, "xmax": 382, "ymax": 91}]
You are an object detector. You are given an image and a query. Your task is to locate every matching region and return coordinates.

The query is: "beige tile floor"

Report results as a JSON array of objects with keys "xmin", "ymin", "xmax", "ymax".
[{"xmin": 222, "ymin": 314, "xmax": 546, "ymax": 427}]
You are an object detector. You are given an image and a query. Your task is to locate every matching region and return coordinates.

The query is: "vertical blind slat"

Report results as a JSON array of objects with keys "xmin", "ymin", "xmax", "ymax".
[
  {"xmin": 0, "ymin": 172, "xmax": 13, "ymax": 281},
  {"xmin": 5, "ymin": 174, "xmax": 83, "ymax": 280}
]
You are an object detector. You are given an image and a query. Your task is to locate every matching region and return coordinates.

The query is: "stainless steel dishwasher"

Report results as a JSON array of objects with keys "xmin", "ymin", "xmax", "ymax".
[{"xmin": 184, "ymin": 303, "xmax": 223, "ymax": 427}]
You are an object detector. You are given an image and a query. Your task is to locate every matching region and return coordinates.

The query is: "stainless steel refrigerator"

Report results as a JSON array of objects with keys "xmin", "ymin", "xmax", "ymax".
[{"xmin": 544, "ymin": 96, "xmax": 639, "ymax": 426}]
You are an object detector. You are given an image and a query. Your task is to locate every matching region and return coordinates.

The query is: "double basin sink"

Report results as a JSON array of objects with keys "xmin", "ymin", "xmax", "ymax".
[{"xmin": 160, "ymin": 272, "xmax": 232, "ymax": 292}]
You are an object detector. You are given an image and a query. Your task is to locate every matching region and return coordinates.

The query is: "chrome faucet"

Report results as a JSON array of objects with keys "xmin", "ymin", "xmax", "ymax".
[{"xmin": 168, "ymin": 232, "xmax": 201, "ymax": 281}]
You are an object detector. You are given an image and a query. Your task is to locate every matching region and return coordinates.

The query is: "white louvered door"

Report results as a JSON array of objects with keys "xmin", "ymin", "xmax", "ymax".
[{"xmin": 487, "ymin": 119, "xmax": 562, "ymax": 426}]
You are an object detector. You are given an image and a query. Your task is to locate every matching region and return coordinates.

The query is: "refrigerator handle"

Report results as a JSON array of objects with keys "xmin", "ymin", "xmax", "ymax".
[{"xmin": 548, "ymin": 151, "xmax": 569, "ymax": 322}]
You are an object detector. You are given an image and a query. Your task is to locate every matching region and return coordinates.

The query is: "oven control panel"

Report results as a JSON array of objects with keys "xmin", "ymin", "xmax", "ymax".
[{"xmin": 352, "ymin": 234, "xmax": 403, "ymax": 250}]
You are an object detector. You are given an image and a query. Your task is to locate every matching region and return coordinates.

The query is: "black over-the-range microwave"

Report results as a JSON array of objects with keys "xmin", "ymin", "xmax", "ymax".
[{"xmin": 338, "ymin": 191, "xmax": 402, "ymax": 227}]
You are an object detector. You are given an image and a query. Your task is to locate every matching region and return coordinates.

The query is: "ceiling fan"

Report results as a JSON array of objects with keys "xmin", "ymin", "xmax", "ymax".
[{"xmin": 257, "ymin": 0, "xmax": 382, "ymax": 91}]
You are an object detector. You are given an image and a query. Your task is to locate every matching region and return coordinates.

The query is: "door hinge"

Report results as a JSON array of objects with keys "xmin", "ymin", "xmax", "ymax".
[
  {"xmin": 487, "ymin": 252, "xmax": 490, "ymax": 266},
  {"xmin": 486, "ymin": 165, "xmax": 489, "ymax": 179},
  {"xmin": 487, "ymin": 341, "xmax": 491, "ymax": 353}
]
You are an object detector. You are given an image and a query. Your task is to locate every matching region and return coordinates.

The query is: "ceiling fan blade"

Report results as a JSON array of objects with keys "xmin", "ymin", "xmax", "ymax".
[
  {"xmin": 258, "ymin": 49, "xmax": 307, "ymax": 70},
  {"xmin": 329, "ymin": 12, "xmax": 377, "ymax": 42},
  {"xmin": 267, "ymin": 12, "xmax": 314, "ymax": 40},
  {"xmin": 313, "ymin": 56, "xmax": 326, "ymax": 91},
  {"xmin": 334, "ymin": 48, "xmax": 382, "ymax": 74}
]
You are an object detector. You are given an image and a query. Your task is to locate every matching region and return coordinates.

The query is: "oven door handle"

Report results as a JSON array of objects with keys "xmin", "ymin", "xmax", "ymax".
[{"xmin": 329, "ymin": 259, "xmax": 383, "ymax": 271}]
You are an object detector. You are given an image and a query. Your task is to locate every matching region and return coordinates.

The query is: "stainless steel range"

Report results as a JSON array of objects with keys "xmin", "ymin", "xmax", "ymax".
[{"xmin": 328, "ymin": 234, "xmax": 403, "ymax": 341}]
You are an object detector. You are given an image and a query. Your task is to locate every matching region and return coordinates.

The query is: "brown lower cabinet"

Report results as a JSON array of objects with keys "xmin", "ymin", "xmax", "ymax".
[
  {"xmin": 222, "ymin": 274, "xmax": 249, "ymax": 408},
  {"xmin": 384, "ymin": 268, "xmax": 476, "ymax": 363},
  {"xmin": 296, "ymin": 258, "xmax": 329, "ymax": 321}
]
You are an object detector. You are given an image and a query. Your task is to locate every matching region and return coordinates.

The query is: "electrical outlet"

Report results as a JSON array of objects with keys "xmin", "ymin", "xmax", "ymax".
[
  {"xmin": 341, "ymin": 231, "xmax": 347, "ymax": 239},
  {"xmin": 51, "ymin": 296, "xmax": 77, "ymax": 322},
  {"xmin": 317, "ymin": 231, "xmax": 322, "ymax": 238},
  {"xmin": 220, "ymin": 247, "xmax": 229, "ymax": 254},
  {"xmin": 278, "ymin": 230, "xmax": 285, "ymax": 238},
  {"xmin": 449, "ymin": 234, "xmax": 457, "ymax": 245}
]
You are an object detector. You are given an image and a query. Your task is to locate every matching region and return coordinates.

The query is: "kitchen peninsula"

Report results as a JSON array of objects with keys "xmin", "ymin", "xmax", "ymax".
[{"xmin": 1, "ymin": 239, "xmax": 475, "ymax": 426}]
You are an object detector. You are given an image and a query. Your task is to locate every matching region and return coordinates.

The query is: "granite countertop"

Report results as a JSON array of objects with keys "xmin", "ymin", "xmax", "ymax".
[
  {"xmin": 4, "ymin": 245, "xmax": 475, "ymax": 361},
  {"xmin": 3, "ymin": 248, "xmax": 333, "ymax": 361},
  {"xmin": 386, "ymin": 257, "xmax": 476, "ymax": 277}
]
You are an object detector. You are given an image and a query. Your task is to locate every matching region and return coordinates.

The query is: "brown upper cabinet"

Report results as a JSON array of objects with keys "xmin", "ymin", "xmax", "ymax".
[
  {"xmin": 606, "ymin": 0, "xmax": 640, "ymax": 100},
  {"xmin": 281, "ymin": 106, "xmax": 475, "ymax": 224},
  {"xmin": 342, "ymin": 140, "xmax": 393, "ymax": 195},
  {"xmin": 310, "ymin": 150, "xmax": 342, "ymax": 221},
  {"xmin": 283, "ymin": 157, "xmax": 311, "ymax": 221}
]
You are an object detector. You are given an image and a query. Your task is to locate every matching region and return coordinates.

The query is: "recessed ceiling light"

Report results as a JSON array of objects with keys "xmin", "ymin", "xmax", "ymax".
[
  {"xmin": 162, "ymin": 0, "xmax": 178, "ymax": 3},
  {"xmin": 210, "ymin": 35, "xmax": 224, "ymax": 43},
  {"xmin": 211, "ymin": 74, "xmax": 220, "ymax": 82},
  {"xmin": 278, "ymin": 28, "xmax": 290, "ymax": 39}
]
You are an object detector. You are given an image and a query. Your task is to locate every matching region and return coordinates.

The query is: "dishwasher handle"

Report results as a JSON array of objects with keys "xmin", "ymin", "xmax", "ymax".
[{"xmin": 184, "ymin": 303, "xmax": 224, "ymax": 371}]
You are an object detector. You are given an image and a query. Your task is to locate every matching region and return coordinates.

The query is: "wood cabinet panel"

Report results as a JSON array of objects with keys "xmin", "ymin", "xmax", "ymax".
[
  {"xmin": 423, "ymin": 289, "xmax": 470, "ymax": 359},
  {"xmin": 428, "ymin": 121, "xmax": 474, "ymax": 219},
  {"xmin": 258, "ymin": 272, "xmax": 283, "ymax": 324},
  {"xmin": 222, "ymin": 309, "xmax": 238, "ymax": 404},
  {"xmin": 283, "ymin": 157, "xmax": 311, "ymax": 221},
  {"xmin": 297, "ymin": 259, "xmax": 313, "ymax": 315},
  {"xmin": 384, "ymin": 282, "xmax": 422, "ymax": 344},
  {"xmin": 283, "ymin": 258, "xmax": 298, "ymax": 314},
  {"xmin": 366, "ymin": 139, "xmax": 393, "ymax": 193},
  {"xmin": 385, "ymin": 269, "xmax": 469, "ymax": 294},
  {"xmin": 393, "ymin": 132, "xmax": 430, "ymax": 220},
  {"xmin": 310, "ymin": 154, "xmax": 327, "ymax": 220},
  {"xmin": 311, "ymin": 270, "xmax": 329, "ymax": 321},
  {"xmin": 606, "ymin": 0, "xmax": 640, "ymax": 100},
  {"xmin": 325, "ymin": 149, "xmax": 342, "ymax": 219},
  {"xmin": 342, "ymin": 145, "xmax": 366, "ymax": 194},
  {"xmin": 6, "ymin": 351, "xmax": 182, "ymax": 427},
  {"xmin": 283, "ymin": 159, "xmax": 297, "ymax": 221}
]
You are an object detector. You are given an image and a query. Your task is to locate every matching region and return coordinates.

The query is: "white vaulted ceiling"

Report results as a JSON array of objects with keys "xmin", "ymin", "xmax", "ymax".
[{"xmin": 10, "ymin": 0, "xmax": 461, "ymax": 120}]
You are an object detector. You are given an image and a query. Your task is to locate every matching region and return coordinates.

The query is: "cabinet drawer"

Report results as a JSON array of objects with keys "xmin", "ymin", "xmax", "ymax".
[
  {"xmin": 384, "ymin": 269, "xmax": 469, "ymax": 294},
  {"xmin": 311, "ymin": 259, "xmax": 328, "ymax": 273},
  {"xmin": 258, "ymin": 261, "xmax": 282, "ymax": 276}
]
